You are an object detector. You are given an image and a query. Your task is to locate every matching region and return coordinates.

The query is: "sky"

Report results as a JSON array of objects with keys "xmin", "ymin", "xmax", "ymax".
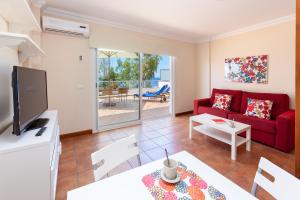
[{"xmin": 155, "ymin": 55, "xmax": 170, "ymax": 78}]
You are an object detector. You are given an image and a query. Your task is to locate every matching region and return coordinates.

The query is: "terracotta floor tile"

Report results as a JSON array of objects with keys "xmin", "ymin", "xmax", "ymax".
[
  {"xmin": 77, "ymin": 170, "xmax": 95, "ymax": 187},
  {"xmin": 58, "ymin": 159, "xmax": 77, "ymax": 178},
  {"xmin": 61, "ymin": 138, "xmax": 75, "ymax": 152},
  {"xmin": 56, "ymin": 174, "xmax": 78, "ymax": 200},
  {"xmin": 256, "ymin": 187, "xmax": 276, "ymax": 200},
  {"xmin": 161, "ymin": 143, "xmax": 184, "ymax": 155},
  {"xmin": 134, "ymin": 133, "xmax": 150, "ymax": 142},
  {"xmin": 60, "ymin": 149, "xmax": 75, "ymax": 163},
  {"xmin": 109, "ymin": 131, "xmax": 128, "ymax": 141},
  {"xmin": 143, "ymin": 131, "xmax": 163, "ymax": 139},
  {"xmin": 128, "ymin": 152, "xmax": 152, "ymax": 168},
  {"xmin": 163, "ymin": 133, "xmax": 178, "ymax": 142},
  {"xmin": 157, "ymin": 127, "xmax": 173, "ymax": 135},
  {"xmin": 145, "ymin": 147, "xmax": 165, "ymax": 160},
  {"xmin": 201, "ymin": 150, "xmax": 240, "ymax": 175},
  {"xmin": 151, "ymin": 136, "xmax": 172, "ymax": 146},
  {"xmin": 93, "ymin": 133, "xmax": 113, "ymax": 143},
  {"xmin": 56, "ymin": 114, "xmax": 295, "ymax": 200},
  {"xmin": 139, "ymin": 140, "xmax": 159, "ymax": 151},
  {"xmin": 74, "ymin": 144, "xmax": 98, "ymax": 158},
  {"xmin": 76, "ymin": 156, "xmax": 93, "ymax": 173}
]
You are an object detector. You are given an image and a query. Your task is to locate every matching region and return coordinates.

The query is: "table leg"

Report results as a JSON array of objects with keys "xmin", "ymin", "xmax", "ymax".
[
  {"xmin": 189, "ymin": 118, "xmax": 193, "ymax": 139},
  {"xmin": 231, "ymin": 134, "xmax": 237, "ymax": 160},
  {"xmin": 246, "ymin": 128, "xmax": 251, "ymax": 151}
]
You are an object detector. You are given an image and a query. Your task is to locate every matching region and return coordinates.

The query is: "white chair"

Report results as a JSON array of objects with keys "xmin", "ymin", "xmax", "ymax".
[
  {"xmin": 251, "ymin": 157, "xmax": 300, "ymax": 199},
  {"xmin": 91, "ymin": 135, "xmax": 141, "ymax": 181}
]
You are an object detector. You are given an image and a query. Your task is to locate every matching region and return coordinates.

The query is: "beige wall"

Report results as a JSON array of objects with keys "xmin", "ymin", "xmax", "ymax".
[
  {"xmin": 89, "ymin": 22, "xmax": 196, "ymax": 113},
  {"xmin": 42, "ymin": 21, "xmax": 196, "ymax": 134},
  {"xmin": 196, "ymin": 42, "xmax": 210, "ymax": 98},
  {"xmin": 196, "ymin": 20, "xmax": 295, "ymax": 108},
  {"xmin": 42, "ymin": 33, "xmax": 93, "ymax": 134}
]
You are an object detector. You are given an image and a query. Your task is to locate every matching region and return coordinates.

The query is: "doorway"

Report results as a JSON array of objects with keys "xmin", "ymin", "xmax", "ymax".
[
  {"xmin": 95, "ymin": 49, "xmax": 174, "ymax": 131},
  {"xmin": 141, "ymin": 54, "xmax": 172, "ymax": 120}
]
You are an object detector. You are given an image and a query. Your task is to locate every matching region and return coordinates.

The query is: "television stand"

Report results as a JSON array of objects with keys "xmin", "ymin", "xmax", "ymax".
[{"xmin": 25, "ymin": 118, "xmax": 49, "ymax": 132}]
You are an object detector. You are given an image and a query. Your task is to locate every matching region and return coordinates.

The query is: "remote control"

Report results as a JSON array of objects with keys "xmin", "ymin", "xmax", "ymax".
[{"xmin": 35, "ymin": 127, "xmax": 47, "ymax": 137}]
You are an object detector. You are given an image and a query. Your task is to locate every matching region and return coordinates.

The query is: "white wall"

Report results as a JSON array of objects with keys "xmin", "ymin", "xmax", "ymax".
[{"xmin": 196, "ymin": 20, "xmax": 295, "ymax": 108}]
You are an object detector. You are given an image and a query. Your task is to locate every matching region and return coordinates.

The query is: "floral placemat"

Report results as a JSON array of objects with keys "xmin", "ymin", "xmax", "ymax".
[{"xmin": 142, "ymin": 162, "xmax": 226, "ymax": 200}]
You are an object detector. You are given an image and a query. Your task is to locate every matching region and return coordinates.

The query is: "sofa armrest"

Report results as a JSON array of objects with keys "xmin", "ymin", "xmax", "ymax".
[
  {"xmin": 193, "ymin": 98, "xmax": 211, "ymax": 115},
  {"xmin": 275, "ymin": 110, "xmax": 295, "ymax": 152}
]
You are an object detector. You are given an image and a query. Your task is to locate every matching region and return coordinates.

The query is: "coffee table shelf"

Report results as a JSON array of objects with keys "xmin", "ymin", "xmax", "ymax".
[
  {"xmin": 193, "ymin": 125, "xmax": 247, "ymax": 146},
  {"xmin": 189, "ymin": 113, "xmax": 251, "ymax": 160}
]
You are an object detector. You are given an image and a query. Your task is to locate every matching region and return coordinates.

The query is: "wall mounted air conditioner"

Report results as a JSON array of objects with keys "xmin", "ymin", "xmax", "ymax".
[{"xmin": 42, "ymin": 16, "xmax": 90, "ymax": 38}]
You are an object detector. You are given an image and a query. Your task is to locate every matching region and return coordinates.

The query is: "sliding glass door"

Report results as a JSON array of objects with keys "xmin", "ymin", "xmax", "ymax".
[
  {"xmin": 97, "ymin": 50, "xmax": 141, "ymax": 130},
  {"xmin": 96, "ymin": 49, "xmax": 173, "ymax": 131},
  {"xmin": 141, "ymin": 54, "xmax": 172, "ymax": 120}
]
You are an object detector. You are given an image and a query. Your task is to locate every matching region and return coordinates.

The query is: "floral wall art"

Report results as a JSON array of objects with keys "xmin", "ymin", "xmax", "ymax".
[{"xmin": 224, "ymin": 55, "xmax": 268, "ymax": 84}]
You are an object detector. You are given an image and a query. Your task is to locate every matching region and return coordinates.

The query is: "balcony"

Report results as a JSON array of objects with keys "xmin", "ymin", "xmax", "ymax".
[{"xmin": 98, "ymin": 80, "xmax": 170, "ymax": 127}]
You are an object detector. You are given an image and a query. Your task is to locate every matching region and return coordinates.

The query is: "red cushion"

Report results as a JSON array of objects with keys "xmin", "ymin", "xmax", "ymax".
[
  {"xmin": 198, "ymin": 106, "xmax": 233, "ymax": 118},
  {"xmin": 228, "ymin": 113, "xmax": 276, "ymax": 134},
  {"xmin": 240, "ymin": 92, "xmax": 289, "ymax": 119},
  {"xmin": 211, "ymin": 89, "xmax": 243, "ymax": 113}
]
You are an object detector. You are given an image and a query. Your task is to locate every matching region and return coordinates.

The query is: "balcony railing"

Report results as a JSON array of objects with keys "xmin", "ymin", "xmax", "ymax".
[{"xmin": 98, "ymin": 80, "xmax": 168, "ymax": 89}]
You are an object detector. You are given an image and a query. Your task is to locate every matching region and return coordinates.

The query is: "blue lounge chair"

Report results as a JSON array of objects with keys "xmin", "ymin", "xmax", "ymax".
[{"xmin": 134, "ymin": 84, "xmax": 169, "ymax": 102}]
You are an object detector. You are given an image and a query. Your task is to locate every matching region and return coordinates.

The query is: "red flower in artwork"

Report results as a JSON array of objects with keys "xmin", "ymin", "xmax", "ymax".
[{"xmin": 260, "ymin": 55, "xmax": 268, "ymax": 61}]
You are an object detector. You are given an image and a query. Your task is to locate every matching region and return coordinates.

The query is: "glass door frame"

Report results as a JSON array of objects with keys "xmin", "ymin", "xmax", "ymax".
[{"xmin": 94, "ymin": 49, "xmax": 143, "ymax": 132}]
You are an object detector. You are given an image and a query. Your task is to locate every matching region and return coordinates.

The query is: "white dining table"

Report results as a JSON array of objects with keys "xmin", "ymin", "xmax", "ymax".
[{"xmin": 67, "ymin": 151, "xmax": 257, "ymax": 200}]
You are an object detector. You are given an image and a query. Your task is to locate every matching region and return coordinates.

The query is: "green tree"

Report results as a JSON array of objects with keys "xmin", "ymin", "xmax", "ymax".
[
  {"xmin": 142, "ymin": 54, "xmax": 162, "ymax": 80},
  {"xmin": 104, "ymin": 53, "xmax": 162, "ymax": 88},
  {"xmin": 116, "ymin": 58, "xmax": 138, "ymax": 81}
]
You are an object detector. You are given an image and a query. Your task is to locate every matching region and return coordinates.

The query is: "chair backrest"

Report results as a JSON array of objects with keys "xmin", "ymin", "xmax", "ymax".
[
  {"xmin": 251, "ymin": 157, "xmax": 300, "ymax": 199},
  {"xmin": 91, "ymin": 135, "xmax": 139, "ymax": 181},
  {"xmin": 102, "ymin": 88, "xmax": 113, "ymax": 95},
  {"xmin": 164, "ymin": 86, "xmax": 170, "ymax": 93},
  {"xmin": 154, "ymin": 84, "xmax": 168, "ymax": 95},
  {"xmin": 118, "ymin": 87, "xmax": 128, "ymax": 94}
]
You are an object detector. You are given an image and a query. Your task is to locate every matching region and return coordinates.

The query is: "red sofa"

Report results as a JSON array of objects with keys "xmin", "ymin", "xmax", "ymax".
[{"xmin": 193, "ymin": 88, "xmax": 295, "ymax": 153}]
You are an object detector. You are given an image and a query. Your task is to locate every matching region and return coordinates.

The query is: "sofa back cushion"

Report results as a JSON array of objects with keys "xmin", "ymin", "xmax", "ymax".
[
  {"xmin": 212, "ymin": 93, "xmax": 232, "ymax": 110},
  {"xmin": 210, "ymin": 89, "xmax": 243, "ymax": 112},
  {"xmin": 241, "ymin": 92, "xmax": 289, "ymax": 119}
]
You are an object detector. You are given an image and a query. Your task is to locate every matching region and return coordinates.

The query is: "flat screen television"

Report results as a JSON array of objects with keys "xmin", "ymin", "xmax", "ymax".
[{"xmin": 12, "ymin": 66, "xmax": 48, "ymax": 135}]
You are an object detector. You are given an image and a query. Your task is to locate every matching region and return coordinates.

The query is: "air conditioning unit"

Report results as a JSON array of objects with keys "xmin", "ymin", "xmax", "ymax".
[{"xmin": 42, "ymin": 16, "xmax": 90, "ymax": 38}]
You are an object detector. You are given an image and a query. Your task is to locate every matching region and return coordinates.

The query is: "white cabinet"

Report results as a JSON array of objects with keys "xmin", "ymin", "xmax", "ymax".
[{"xmin": 0, "ymin": 110, "xmax": 61, "ymax": 200}]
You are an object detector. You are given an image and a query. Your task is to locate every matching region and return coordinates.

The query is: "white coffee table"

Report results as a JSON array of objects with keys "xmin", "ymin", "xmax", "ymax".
[{"xmin": 189, "ymin": 113, "xmax": 251, "ymax": 160}]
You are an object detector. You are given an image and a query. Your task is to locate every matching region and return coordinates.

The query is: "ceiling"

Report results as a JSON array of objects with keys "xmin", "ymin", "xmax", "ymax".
[{"xmin": 41, "ymin": 0, "xmax": 295, "ymax": 42}]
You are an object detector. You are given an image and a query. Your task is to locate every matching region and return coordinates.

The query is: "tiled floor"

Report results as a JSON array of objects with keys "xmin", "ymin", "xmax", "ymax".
[{"xmin": 56, "ymin": 114, "xmax": 295, "ymax": 200}]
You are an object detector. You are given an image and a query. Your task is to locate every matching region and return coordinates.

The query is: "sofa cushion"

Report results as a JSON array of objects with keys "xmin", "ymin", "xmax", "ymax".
[
  {"xmin": 228, "ymin": 113, "xmax": 276, "ymax": 134},
  {"xmin": 244, "ymin": 98, "xmax": 273, "ymax": 120},
  {"xmin": 240, "ymin": 92, "xmax": 289, "ymax": 119},
  {"xmin": 198, "ymin": 106, "xmax": 233, "ymax": 118},
  {"xmin": 211, "ymin": 89, "xmax": 243, "ymax": 113},
  {"xmin": 212, "ymin": 93, "xmax": 232, "ymax": 110}
]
